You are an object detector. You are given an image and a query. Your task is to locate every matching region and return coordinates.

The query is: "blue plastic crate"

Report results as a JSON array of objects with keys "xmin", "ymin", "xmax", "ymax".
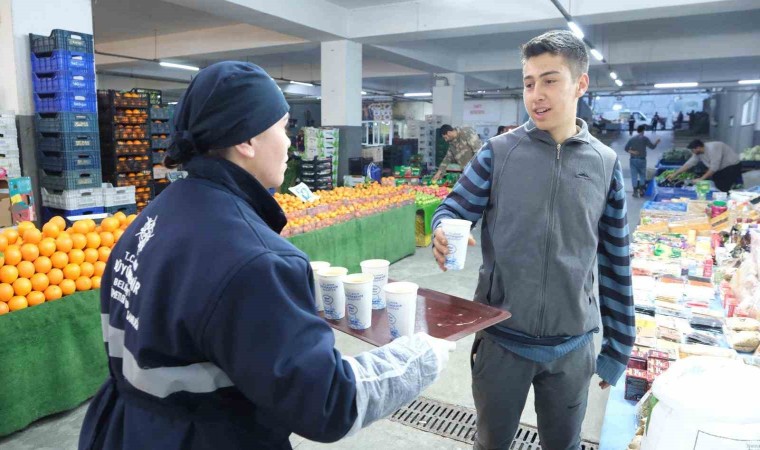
[
  {"xmin": 149, "ymin": 105, "xmax": 175, "ymax": 120},
  {"xmin": 40, "ymin": 149, "xmax": 101, "ymax": 171},
  {"xmin": 40, "ymin": 168, "xmax": 102, "ymax": 190},
  {"xmin": 34, "ymin": 91, "xmax": 97, "ymax": 113},
  {"xmin": 149, "ymin": 121, "xmax": 172, "ymax": 134},
  {"xmin": 37, "ymin": 132, "xmax": 99, "ymax": 153},
  {"xmin": 30, "ymin": 30, "xmax": 94, "ymax": 54},
  {"xmin": 653, "ymin": 186, "xmax": 714, "ymax": 202},
  {"xmin": 32, "ymin": 70, "xmax": 95, "ymax": 94},
  {"xmin": 105, "ymin": 204, "xmax": 137, "ymax": 216},
  {"xmin": 31, "ymin": 51, "xmax": 94, "ymax": 74},
  {"xmin": 35, "ymin": 112, "xmax": 98, "ymax": 133},
  {"xmin": 42, "ymin": 206, "xmax": 105, "ymax": 224},
  {"xmin": 151, "ymin": 136, "xmax": 171, "ymax": 149}
]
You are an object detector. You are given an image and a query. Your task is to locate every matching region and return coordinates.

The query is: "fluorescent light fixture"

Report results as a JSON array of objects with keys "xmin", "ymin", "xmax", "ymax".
[
  {"xmin": 590, "ymin": 49, "xmax": 603, "ymax": 61},
  {"xmin": 654, "ymin": 82, "xmax": 698, "ymax": 88},
  {"xmin": 612, "ymin": 104, "xmax": 623, "ymax": 111},
  {"xmin": 290, "ymin": 80, "xmax": 314, "ymax": 87},
  {"xmin": 159, "ymin": 61, "xmax": 199, "ymax": 72},
  {"xmin": 167, "ymin": 102, "xmax": 178, "ymax": 105},
  {"xmin": 403, "ymin": 92, "xmax": 432, "ymax": 97},
  {"xmin": 361, "ymin": 91, "xmax": 367, "ymax": 95},
  {"xmin": 609, "ymin": 72, "xmax": 618, "ymax": 80},
  {"xmin": 615, "ymin": 79, "xmax": 623, "ymax": 87},
  {"xmin": 738, "ymin": 79, "xmax": 760, "ymax": 85},
  {"xmin": 567, "ymin": 22, "xmax": 584, "ymax": 39}
]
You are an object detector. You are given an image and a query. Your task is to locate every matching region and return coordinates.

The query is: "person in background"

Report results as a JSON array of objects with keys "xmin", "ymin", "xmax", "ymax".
[
  {"xmin": 625, "ymin": 125, "xmax": 661, "ymax": 197},
  {"xmin": 432, "ymin": 124, "xmax": 482, "ymax": 181},
  {"xmin": 628, "ymin": 114, "xmax": 636, "ymax": 136},
  {"xmin": 431, "ymin": 30, "xmax": 634, "ymax": 450},
  {"xmin": 676, "ymin": 111, "xmax": 684, "ymax": 129},
  {"xmin": 78, "ymin": 61, "xmax": 454, "ymax": 450},
  {"xmin": 651, "ymin": 112, "xmax": 660, "ymax": 133},
  {"xmin": 667, "ymin": 139, "xmax": 742, "ymax": 192}
]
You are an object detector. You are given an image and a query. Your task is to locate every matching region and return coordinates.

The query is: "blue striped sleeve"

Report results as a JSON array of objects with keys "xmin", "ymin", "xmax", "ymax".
[
  {"xmin": 431, "ymin": 142, "xmax": 493, "ymax": 231},
  {"xmin": 596, "ymin": 159, "xmax": 635, "ymax": 386}
]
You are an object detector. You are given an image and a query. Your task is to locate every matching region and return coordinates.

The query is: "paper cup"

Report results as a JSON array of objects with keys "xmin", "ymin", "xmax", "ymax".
[
  {"xmin": 441, "ymin": 219, "xmax": 472, "ymax": 271},
  {"xmin": 310, "ymin": 261, "xmax": 331, "ymax": 311},
  {"xmin": 360, "ymin": 259, "xmax": 390, "ymax": 309},
  {"xmin": 318, "ymin": 267, "xmax": 348, "ymax": 320},
  {"xmin": 384, "ymin": 282, "xmax": 419, "ymax": 339},
  {"xmin": 342, "ymin": 273, "xmax": 374, "ymax": 330}
]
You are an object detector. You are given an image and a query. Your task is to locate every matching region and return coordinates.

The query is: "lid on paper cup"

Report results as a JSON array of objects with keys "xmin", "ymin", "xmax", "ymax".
[
  {"xmin": 383, "ymin": 281, "xmax": 419, "ymax": 294},
  {"xmin": 342, "ymin": 273, "xmax": 374, "ymax": 284},
  {"xmin": 310, "ymin": 261, "xmax": 331, "ymax": 270},
  {"xmin": 318, "ymin": 267, "xmax": 348, "ymax": 277},
  {"xmin": 360, "ymin": 259, "xmax": 390, "ymax": 269}
]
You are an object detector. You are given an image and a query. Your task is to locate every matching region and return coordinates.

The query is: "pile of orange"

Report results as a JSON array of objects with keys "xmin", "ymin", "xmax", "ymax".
[{"xmin": 0, "ymin": 212, "xmax": 137, "ymax": 315}]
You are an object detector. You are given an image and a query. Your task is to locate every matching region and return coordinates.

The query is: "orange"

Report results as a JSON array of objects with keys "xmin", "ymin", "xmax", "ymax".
[
  {"xmin": 38, "ymin": 237, "xmax": 56, "ymax": 257},
  {"xmin": 44, "ymin": 285, "xmax": 62, "ymax": 301},
  {"xmin": 71, "ymin": 233, "xmax": 87, "ymax": 250},
  {"xmin": 98, "ymin": 247, "xmax": 111, "ymax": 263},
  {"xmin": 48, "ymin": 268, "xmax": 63, "ymax": 286},
  {"xmin": 51, "ymin": 252, "xmax": 69, "ymax": 269},
  {"xmin": 75, "ymin": 276, "xmax": 92, "ymax": 291},
  {"xmin": 20, "ymin": 243, "xmax": 39, "ymax": 262},
  {"xmin": 60, "ymin": 279, "xmax": 76, "ymax": 296},
  {"xmin": 101, "ymin": 217, "xmax": 120, "ymax": 233},
  {"xmin": 2, "ymin": 228, "xmax": 18, "ymax": 245},
  {"xmin": 0, "ymin": 265, "xmax": 18, "ymax": 284},
  {"xmin": 72, "ymin": 221, "xmax": 89, "ymax": 235},
  {"xmin": 56, "ymin": 234, "xmax": 73, "ymax": 253},
  {"xmin": 86, "ymin": 232, "xmax": 101, "ymax": 249},
  {"xmin": 16, "ymin": 221, "xmax": 36, "ymax": 237},
  {"xmin": 4, "ymin": 246, "xmax": 21, "ymax": 265},
  {"xmin": 84, "ymin": 248, "xmax": 99, "ymax": 264},
  {"xmin": 42, "ymin": 222, "xmax": 60, "ymax": 239},
  {"xmin": 91, "ymin": 276, "xmax": 101, "ymax": 289},
  {"xmin": 68, "ymin": 248, "xmax": 85, "ymax": 265},
  {"xmin": 49, "ymin": 216, "xmax": 67, "ymax": 232},
  {"xmin": 0, "ymin": 283, "xmax": 13, "ymax": 302},
  {"xmin": 113, "ymin": 229, "xmax": 124, "ymax": 243},
  {"xmin": 94, "ymin": 261, "xmax": 106, "ymax": 277},
  {"xmin": 80, "ymin": 262, "xmax": 95, "ymax": 278},
  {"xmin": 31, "ymin": 273, "xmax": 49, "ymax": 292},
  {"xmin": 63, "ymin": 264, "xmax": 81, "ymax": 281},
  {"xmin": 22, "ymin": 228, "xmax": 42, "ymax": 245},
  {"xmin": 27, "ymin": 291, "xmax": 45, "ymax": 306},
  {"xmin": 17, "ymin": 261, "xmax": 35, "ymax": 279},
  {"xmin": 0, "ymin": 301, "xmax": 8, "ymax": 315},
  {"xmin": 127, "ymin": 214, "xmax": 137, "ymax": 225},
  {"xmin": 114, "ymin": 212, "xmax": 127, "ymax": 226},
  {"xmin": 13, "ymin": 278, "xmax": 31, "ymax": 296},
  {"xmin": 0, "ymin": 234, "xmax": 8, "ymax": 252},
  {"xmin": 85, "ymin": 219, "xmax": 97, "ymax": 233},
  {"xmin": 34, "ymin": 256, "xmax": 52, "ymax": 274},
  {"xmin": 8, "ymin": 296, "xmax": 27, "ymax": 311},
  {"xmin": 99, "ymin": 232, "xmax": 115, "ymax": 249}
]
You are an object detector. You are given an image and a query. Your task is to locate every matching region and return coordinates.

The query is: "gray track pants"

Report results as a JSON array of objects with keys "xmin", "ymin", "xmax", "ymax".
[{"xmin": 471, "ymin": 333, "xmax": 596, "ymax": 450}]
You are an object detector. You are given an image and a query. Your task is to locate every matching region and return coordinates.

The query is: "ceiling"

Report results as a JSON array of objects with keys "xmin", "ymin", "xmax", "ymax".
[{"xmin": 324, "ymin": 0, "xmax": 415, "ymax": 8}]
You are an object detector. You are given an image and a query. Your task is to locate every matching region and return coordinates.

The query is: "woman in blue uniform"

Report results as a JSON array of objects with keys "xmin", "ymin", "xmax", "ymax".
[{"xmin": 79, "ymin": 61, "xmax": 453, "ymax": 450}]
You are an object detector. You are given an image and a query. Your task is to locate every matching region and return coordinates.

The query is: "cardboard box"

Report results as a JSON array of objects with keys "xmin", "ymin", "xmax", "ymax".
[
  {"xmin": 9, "ymin": 177, "xmax": 35, "ymax": 223},
  {"xmin": 0, "ymin": 180, "xmax": 12, "ymax": 227}
]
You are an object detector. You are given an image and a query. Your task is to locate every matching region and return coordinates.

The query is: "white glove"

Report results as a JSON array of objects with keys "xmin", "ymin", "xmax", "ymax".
[{"xmin": 418, "ymin": 332, "xmax": 456, "ymax": 375}]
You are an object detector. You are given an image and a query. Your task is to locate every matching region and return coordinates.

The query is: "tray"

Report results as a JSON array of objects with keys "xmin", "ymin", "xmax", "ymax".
[{"xmin": 320, "ymin": 285, "xmax": 511, "ymax": 346}]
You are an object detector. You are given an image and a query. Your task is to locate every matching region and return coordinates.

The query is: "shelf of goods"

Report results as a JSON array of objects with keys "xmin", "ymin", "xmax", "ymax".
[
  {"xmin": 149, "ymin": 105, "xmax": 175, "ymax": 197},
  {"xmin": 98, "ymin": 90, "xmax": 151, "ymax": 213},
  {"xmin": 0, "ymin": 111, "xmax": 21, "ymax": 178}
]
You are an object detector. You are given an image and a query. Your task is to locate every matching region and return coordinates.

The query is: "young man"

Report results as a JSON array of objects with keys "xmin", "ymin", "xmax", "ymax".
[
  {"xmin": 432, "ymin": 30, "xmax": 635, "ymax": 450},
  {"xmin": 667, "ymin": 139, "xmax": 742, "ymax": 192},
  {"xmin": 625, "ymin": 125, "xmax": 661, "ymax": 197},
  {"xmin": 432, "ymin": 124, "xmax": 482, "ymax": 181}
]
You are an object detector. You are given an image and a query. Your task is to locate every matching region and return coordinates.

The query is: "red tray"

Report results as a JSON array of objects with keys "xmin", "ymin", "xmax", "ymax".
[{"xmin": 320, "ymin": 285, "xmax": 511, "ymax": 347}]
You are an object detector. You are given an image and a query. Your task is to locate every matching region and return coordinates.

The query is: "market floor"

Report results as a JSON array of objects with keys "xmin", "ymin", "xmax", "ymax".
[{"xmin": 0, "ymin": 130, "xmax": 682, "ymax": 450}]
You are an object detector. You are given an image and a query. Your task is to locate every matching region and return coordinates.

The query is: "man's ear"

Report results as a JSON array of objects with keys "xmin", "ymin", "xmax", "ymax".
[
  {"xmin": 577, "ymin": 73, "xmax": 590, "ymax": 98},
  {"xmin": 232, "ymin": 139, "xmax": 256, "ymax": 159}
]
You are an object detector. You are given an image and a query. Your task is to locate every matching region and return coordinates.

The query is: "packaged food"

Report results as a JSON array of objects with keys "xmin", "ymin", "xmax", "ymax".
[
  {"xmin": 729, "ymin": 331, "xmax": 760, "ymax": 353},
  {"xmin": 727, "ymin": 316, "xmax": 760, "ymax": 331}
]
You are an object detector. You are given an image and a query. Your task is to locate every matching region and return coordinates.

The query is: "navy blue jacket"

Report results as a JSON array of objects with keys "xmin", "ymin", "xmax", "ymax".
[{"xmin": 79, "ymin": 157, "xmax": 357, "ymax": 449}]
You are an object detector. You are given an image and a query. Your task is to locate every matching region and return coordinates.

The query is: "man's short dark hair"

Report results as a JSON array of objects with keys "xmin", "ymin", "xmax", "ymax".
[
  {"xmin": 637, "ymin": 125, "xmax": 646, "ymax": 134},
  {"xmin": 497, "ymin": 126, "xmax": 507, "ymax": 135},
  {"xmin": 687, "ymin": 139, "xmax": 704, "ymax": 150},
  {"xmin": 440, "ymin": 124, "xmax": 454, "ymax": 135},
  {"xmin": 521, "ymin": 30, "xmax": 589, "ymax": 78}
]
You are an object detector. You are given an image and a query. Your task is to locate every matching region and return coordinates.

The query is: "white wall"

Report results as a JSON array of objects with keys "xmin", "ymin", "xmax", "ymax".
[{"xmin": 393, "ymin": 101, "xmax": 433, "ymax": 121}]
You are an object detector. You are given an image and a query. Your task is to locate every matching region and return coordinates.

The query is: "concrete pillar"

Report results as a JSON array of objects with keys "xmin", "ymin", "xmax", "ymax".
[
  {"xmin": 320, "ymin": 40, "xmax": 362, "ymax": 185},
  {"xmin": 433, "ymin": 73, "xmax": 465, "ymax": 126}
]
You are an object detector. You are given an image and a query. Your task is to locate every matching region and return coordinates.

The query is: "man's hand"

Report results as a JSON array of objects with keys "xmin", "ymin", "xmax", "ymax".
[
  {"xmin": 599, "ymin": 380, "xmax": 611, "ymax": 390},
  {"xmin": 431, "ymin": 173, "xmax": 441, "ymax": 182},
  {"xmin": 655, "ymin": 138, "xmax": 661, "ymax": 145},
  {"xmin": 433, "ymin": 227, "xmax": 476, "ymax": 271},
  {"xmin": 666, "ymin": 172, "xmax": 678, "ymax": 181}
]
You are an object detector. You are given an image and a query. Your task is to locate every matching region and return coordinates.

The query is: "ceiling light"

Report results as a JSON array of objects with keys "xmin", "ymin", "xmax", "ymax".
[
  {"xmin": 403, "ymin": 92, "xmax": 432, "ymax": 97},
  {"xmin": 567, "ymin": 22, "xmax": 584, "ymax": 39},
  {"xmin": 290, "ymin": 80, "xmax": 314, "ymax": 87},
  {"xmin": 167, "ymin": 102, "xmax": 178, "ymax": 105},
  {"xmin": 609, "ymin": 72, "xmax": 618, "ymax": 80},
  {"xmin": 590, "ymin": 49, "xmax": 603, "ymax": 61},
  {"xmin": 159, "ymin": 62, "xmax": 200, "ymax": 72},
  {"xmin": 612, "ymin": 104, "xmax": 623, "ymax": 111},
  {"xmin": 615, "ymin": 79, "xmax": 623, "ymax": 87},
  {"xmin": 738, "ymin": 79, "xmax": 760, "ymax": 85},
  {"xmin": 654, "ymin": 82, "xmax": 698, "ymax": 88},
  {"xmin": 361, "ymin": 91, "xmax": 367, "ymax": 95}
]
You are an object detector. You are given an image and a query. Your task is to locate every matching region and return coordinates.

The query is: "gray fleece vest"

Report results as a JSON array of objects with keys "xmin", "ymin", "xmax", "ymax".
[{"xmin": 473, "ymin": 119, "xmax": 618, "ymax": 338}]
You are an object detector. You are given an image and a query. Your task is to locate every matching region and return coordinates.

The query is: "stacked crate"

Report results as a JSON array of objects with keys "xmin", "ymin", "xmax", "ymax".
[
  {"xmin": 98, "ymin": 90, "xmax": 147, "ymax": 213},
  {"xmin": 149, "ymin": 104, "xmax": 175, "ymax": 197},
  {"xmin": 302, "ymin": 127, "xmax": 339, "ymax": 190},
  {"xmin": 0, "ymin": 111, "xmax": 21, "ymax": 179},
  {"xmin": 30, "ymin": 29, "xmax": 104, "ymax": 221}
]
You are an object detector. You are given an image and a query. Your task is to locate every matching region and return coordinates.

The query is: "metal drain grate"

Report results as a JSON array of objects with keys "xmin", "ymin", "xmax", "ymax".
[{"xmin": 390, "ymin": 397, "xmax": 599, "ymax": 450}]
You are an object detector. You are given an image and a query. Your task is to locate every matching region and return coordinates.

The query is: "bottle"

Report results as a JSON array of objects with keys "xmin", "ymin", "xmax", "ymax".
[{"xmin": 703, "ymin": 258, "xmax": 713, "ymax": 278}]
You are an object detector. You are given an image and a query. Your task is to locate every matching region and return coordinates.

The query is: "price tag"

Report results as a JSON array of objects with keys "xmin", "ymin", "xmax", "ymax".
[{"xmin": 288, "ymin": 182, "xmax": 320, "ymax": 203}]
